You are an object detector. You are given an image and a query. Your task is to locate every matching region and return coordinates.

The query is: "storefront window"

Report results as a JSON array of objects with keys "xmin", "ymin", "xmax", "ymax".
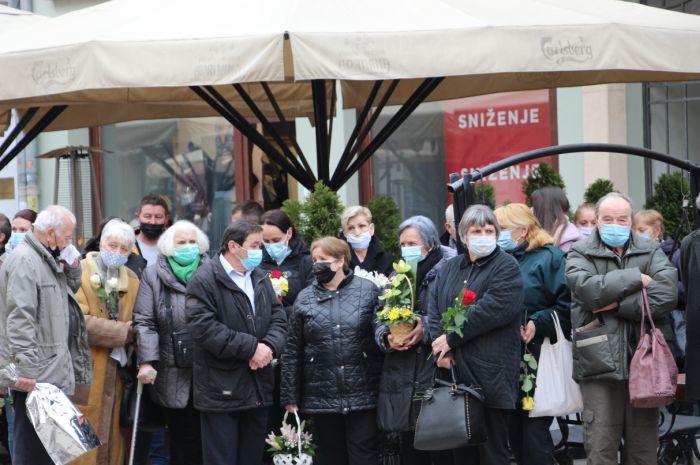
[
  {"xmin": 642, "ymin": 0, "xmax": 700, "ymax": 192},
  {"xmin": 101, "ymin": 117, "xmax": 235, "ymax": 252},
  {"xmin": 372, "ymin": 102, "xmax": 447, "ymax": 228},
  {"xmin": 372, "ymin": 91, "xmax": 555, "ymax": 228}
]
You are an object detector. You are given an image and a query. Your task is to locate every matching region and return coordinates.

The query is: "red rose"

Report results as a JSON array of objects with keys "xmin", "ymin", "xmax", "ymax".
[
  {"xmin": 270, "ymin": 270, "xmax": 283, "ymax": 279},
  {"xmin": 462, "ymin": 289, "xmax": 477, "ymax": 306}
]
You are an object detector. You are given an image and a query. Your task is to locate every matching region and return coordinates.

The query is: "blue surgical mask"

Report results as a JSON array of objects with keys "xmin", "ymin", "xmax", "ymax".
[
  {"xmin": 578, "ymin": 226, "xmax": 595, "ymax": 238},
  {"xmin": 264, "ymin": 241, "xmax": 290, "ymax": 263},
  {"xmin": 173, "ymin": 244, "xmax": 200, "ymax": 265},
  {"xmin": 497, "ymin": 230, "xmax": 518, "ymax": 251},
  {"xmin": 100, "ymin": 249, "xmax": 128, "ymax": 269},
  {"xmin": 600, "ymin": 224, "xmax": 631, "ymax": 248},
  {"xmin": 638, "ymin": 233, "xmax": 652, "ymax": 241},
  {"xmin": 401, "ymin": 245, "xmax": 425, "ymax": 263},
  {"xmin": 241, "ymin": 248, "xmax": 263, "ymax": 271},
  {"xmin": 466, "ymin": 235, "xmax": 497, "ymax": 258},
  {"xmin": 8, "ymin": 232, "xmax": 26, "ymax": 250}
]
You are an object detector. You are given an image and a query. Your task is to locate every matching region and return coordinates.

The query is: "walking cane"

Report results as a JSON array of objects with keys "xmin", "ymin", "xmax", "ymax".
[{"xmin": 128, "ymin": 367, "xmax": 156, "ymax": 465}]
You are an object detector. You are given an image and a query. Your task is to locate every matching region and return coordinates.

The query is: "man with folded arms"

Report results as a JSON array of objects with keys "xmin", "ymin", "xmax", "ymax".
[{"xmin": 566, "ymin": 192, "xmax": 677, "ymax": 465}]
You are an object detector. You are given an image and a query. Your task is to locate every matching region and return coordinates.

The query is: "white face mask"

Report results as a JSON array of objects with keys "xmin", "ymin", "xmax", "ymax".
[
  {"xmin": 346, "ymin": 231, "xmax": 371, "ymax": 250},
  {"xmin": 466, "ymin": 235, "xmax": 497, "ymax": 258}
]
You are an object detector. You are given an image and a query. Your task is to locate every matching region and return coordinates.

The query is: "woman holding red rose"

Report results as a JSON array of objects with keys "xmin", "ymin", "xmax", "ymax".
[
  {"xmin": 429, "ymin": 205, "xmax": 524, "ymax": 465},
  {"xmin": 494, "ymin": 203, "xmax": 571, "ymax": 465}
]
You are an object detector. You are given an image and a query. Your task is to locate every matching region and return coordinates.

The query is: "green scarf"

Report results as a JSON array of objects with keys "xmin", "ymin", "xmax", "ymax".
[{"xmin": 168, "ymin": 254, "xmax": 201, "ymax": 284}]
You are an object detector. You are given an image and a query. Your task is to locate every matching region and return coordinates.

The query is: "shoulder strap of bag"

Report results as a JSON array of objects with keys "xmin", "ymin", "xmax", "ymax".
[
  {"xmin": 163, "ymin": 285, "xmax": 175, "ymax": 333},
  {"xmin": 550, "ymin": 311, "xmax": 566, "ymax": 342},
  {"xmin": 640, "ymin": 288, "xmax": 656, "ymax": 335}
]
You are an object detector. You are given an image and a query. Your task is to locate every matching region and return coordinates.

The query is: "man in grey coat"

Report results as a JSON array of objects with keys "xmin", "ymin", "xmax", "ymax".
[
  {"xmin": 0, "ymin": 205, "xmax": 91, "ymax": 465},
  {"xmin": 566, "ymin": 193, "xmax": 677, "ymax": 465}
]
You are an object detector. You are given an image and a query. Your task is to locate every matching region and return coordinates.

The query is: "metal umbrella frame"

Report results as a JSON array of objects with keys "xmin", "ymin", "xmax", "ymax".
[{"xmin": 2, "ymin": 0, "xmax": 700, "ymax": 190}]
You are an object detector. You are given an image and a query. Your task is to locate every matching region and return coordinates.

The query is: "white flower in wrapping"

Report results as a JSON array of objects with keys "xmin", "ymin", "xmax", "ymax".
[
  {"xmin": 89, "ymin": 274, "xmax": 102, "ymax": 288},
  {"xmin": 106, "ymin": 277, "xmax": 119, "ymax": 292},
  {"xmin": 354, "ymin": 266, "xmax": 388, "ymax": 288}
]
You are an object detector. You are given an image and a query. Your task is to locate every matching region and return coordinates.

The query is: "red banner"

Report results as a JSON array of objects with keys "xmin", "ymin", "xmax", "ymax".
[{"xmin": 443, "ymin": 90, "xmax": 556, "ymax": 205}]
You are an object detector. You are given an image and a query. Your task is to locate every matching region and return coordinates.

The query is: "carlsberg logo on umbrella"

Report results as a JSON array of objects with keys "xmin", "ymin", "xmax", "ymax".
[{"xmin": 540, "ymin": 37, "xmax": 594, "ymax": 64}]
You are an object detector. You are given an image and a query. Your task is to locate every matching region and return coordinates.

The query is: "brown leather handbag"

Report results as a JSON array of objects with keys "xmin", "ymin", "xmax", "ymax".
[{"xmin": 628, "ymin": 289, "xmax": 678, "ymax": 408}]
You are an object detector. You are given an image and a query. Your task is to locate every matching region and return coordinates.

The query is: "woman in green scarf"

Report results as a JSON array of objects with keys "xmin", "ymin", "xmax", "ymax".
[{"xmin": 133, "ymin": 220, "xmax": 209, "ymax": 465}]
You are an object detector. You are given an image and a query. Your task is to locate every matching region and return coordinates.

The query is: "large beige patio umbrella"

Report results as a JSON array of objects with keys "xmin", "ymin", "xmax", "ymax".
[
  {"xmin": 288, "ymin": 0, "xmax": 700, "ymax": 106},
  {"xmin": 1, "ymin": 0, "xmax": 700, "ymax": 187}
]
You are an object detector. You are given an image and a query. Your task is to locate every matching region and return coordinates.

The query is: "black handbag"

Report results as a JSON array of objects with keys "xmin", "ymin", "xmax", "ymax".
[
  {"xmin": 165, "ymin": 288, "xmax": 193, "ymax": 368},
  {"xmin": 413, "ymin": 367, "xmax": 487, "ymax": 451}
]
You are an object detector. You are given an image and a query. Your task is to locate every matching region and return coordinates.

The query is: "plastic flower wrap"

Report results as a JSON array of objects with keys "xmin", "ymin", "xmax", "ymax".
[
  {"xmin": 269, "ymin": 270, "xmax": 289, "ymax": 303},
  {"xmin": 354, "ymin": 266, "xmax": 389, "ymax": 288}
]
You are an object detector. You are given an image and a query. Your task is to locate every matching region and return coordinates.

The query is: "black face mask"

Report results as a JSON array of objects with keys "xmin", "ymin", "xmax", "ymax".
[
  {"xmin": 312, "ymin": 262, "xmax": 336, "ymax": 284},
  {"xmin": 140, "ymin": 223, "xmax": 165, "ymax": 240}
]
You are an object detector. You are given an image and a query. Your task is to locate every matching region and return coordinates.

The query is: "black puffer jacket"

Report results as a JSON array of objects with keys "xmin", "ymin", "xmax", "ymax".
[
  {"xmin": 428, "ymin": 248, "xmax": 524, "ymax": 409},
  {"xmin": 375, "ymin": 246, "xmax": 456, "ymax": 432},
  {"xmin": 280, "ymin": 272, "xmax": 383, "ymax": 414},
  {"xmin": 258, "ymin": 239, "xmax": 313, "ymax": 314},
  {"xmin": 186, "ymin": 257, "xmax": 287, "ymax": 413}
]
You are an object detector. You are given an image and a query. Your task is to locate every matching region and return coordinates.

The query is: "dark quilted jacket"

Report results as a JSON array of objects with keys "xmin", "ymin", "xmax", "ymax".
[
  {"xmin": 280, "ymin": 272, "xmax": 383, "ymax": 414},
  {"xmin": 428, "ymin": 248, "xmax": 524, "ymax": 409},
  {"xmin": 376, "ymin": 246, "xmax": 456, "ymax": 432},
  {"xmin": 185, "ymin": 257, "xmax": 287, "ymax": 413}
]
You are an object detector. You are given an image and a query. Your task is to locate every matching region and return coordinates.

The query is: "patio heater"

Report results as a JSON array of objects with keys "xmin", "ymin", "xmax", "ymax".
[{"xmin": 38, "ymin": 146, "xmax": 105, "ymax": 248}]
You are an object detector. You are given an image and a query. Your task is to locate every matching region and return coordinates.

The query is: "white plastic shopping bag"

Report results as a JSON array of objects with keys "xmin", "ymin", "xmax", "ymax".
[{"xmin": 530, "ymin": 313, "xmax": 583, "ymax": 418}]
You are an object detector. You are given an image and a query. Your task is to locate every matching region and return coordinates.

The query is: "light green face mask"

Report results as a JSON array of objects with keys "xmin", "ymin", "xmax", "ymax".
[{"xmin": 173, "ymin": 244, "xmax": 200, "ymax": 265}]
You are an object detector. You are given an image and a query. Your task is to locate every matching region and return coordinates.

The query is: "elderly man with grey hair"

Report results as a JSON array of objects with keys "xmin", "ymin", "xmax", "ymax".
[
  {"xmin": 429, "ymin": 204, "xmax": 524, "ymax": 465},
  {"xmin": 440, "ymin": 204, "xmax": 459, "ymax": 251},
  {"xmin": 0, "ymin": 205, "xmax": 91, "ymax": 465},
  {"xmin": 566, "ymin": 192, "xmax": 677, "ymax": 465}
]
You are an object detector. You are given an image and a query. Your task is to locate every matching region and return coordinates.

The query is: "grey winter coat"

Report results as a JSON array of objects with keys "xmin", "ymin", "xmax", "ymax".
[
  {"xmin": 0, "ymin": 232, "xmax": 91, "ymax": 395},
  {"xmin": 280, "ymin": 272, "xmax": 383, "ymax": 414},
  {"xmin": 566, "ymin": 231, "xmax": 677, "ymax": 381},
  {"xmin": 134, "ymin": 254, "xmax": 208, "ymax": 409}
]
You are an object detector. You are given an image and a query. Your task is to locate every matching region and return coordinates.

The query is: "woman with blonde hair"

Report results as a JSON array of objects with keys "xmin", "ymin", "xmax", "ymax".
[
  {"xmin": 281, "ymin": 236, "xmax": 382, "ymax": 465},
  {"xmin": 494, "ymin": 203, "xmax": 572, "ymax": 465},
  {"xmin": 340, "ymin": 205, "xmax": 394, "ymax": 276}
]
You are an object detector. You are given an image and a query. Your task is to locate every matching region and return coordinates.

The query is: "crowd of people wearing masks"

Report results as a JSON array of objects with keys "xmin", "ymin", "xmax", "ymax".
[{"xmin": 0, "ymin": 185, "xmax": 694, "ymax": 465}]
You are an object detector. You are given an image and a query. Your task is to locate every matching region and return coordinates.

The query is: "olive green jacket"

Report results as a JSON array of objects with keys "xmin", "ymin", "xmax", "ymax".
[{"xmin": 566, "ymin": 231, "xmax": 677, "ymax": 381}]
